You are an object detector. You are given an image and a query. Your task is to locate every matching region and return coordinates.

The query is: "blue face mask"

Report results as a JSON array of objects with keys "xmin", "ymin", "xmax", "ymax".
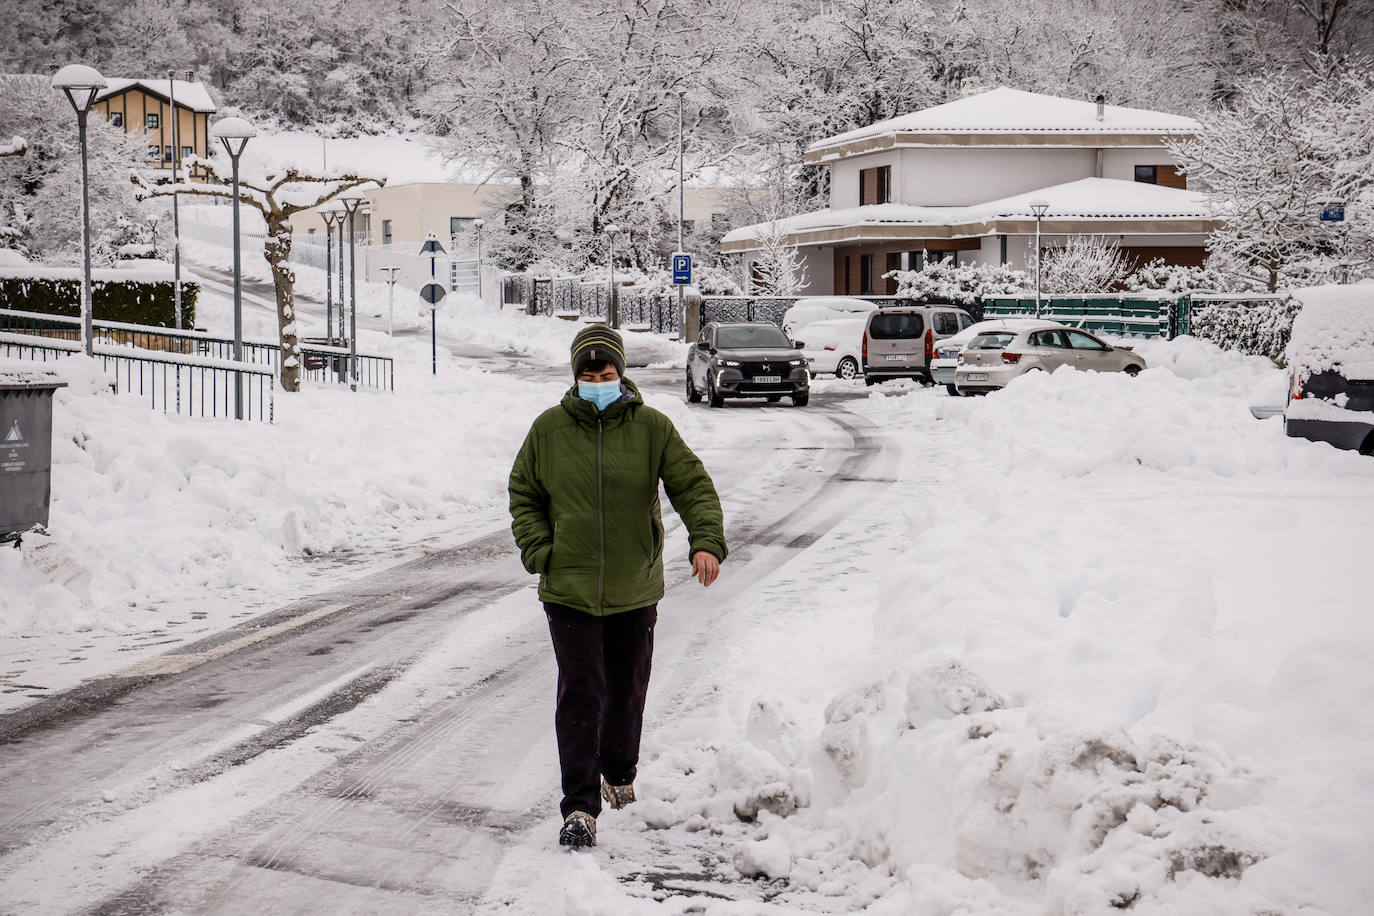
[{"xmin": 578, "ymin": 379, "xmax": 622, "ymax": 410}]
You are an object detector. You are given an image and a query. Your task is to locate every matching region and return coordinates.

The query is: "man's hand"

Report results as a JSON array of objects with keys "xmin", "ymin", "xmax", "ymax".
[{"xmin": 691, "ymin": 551, "xmax": 720, "ymax": 587}]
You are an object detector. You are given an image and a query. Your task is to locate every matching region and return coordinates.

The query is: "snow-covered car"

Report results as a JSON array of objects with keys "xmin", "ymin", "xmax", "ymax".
[
  {"xmin": 781, "ymin": 297, "xmax": 876, "ymax": 337},
  {"xmin": 1284, "ymin": 285, "xmax": 1374, "ymax": 455},
  {"xmin": 798, "ymin": 317, "xmax": 866, "ymax": 379},
  {"xmin": 930, "ymin": 317, "xmax": 1044, "ymax": 395},
  {"xmin": 953, "ymin": 322, "xmax": 1145, "ymax": 395}
]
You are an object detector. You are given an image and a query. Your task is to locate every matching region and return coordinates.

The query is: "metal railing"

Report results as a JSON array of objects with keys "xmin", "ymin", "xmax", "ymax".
[
  {"xmin": 0, "ymin": 331, "xmax": 275, "ymax": 422},
  {"xmin": 0, "ymin": 308, "xmax": 393, "ymax": 392}
]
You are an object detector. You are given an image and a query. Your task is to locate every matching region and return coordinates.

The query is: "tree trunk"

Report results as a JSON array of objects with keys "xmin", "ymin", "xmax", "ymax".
[{"xmin": 264, "ymin": 215, "xmax": 303, "ymax": 392}]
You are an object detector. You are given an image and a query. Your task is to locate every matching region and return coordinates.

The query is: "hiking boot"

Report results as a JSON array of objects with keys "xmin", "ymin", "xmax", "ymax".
[
  {"xmin": 601, "ymin": 777, "xmax": 636, "ymax": 810},
  {"xmin": 559, "ymin": 811, "xmax": 596, "ymax": 847}
]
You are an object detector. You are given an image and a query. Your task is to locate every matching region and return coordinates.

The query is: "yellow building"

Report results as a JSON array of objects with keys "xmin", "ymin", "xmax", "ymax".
[{"xmin": 93, "ymin": 73, "xmax": 217, "ymax": 181}]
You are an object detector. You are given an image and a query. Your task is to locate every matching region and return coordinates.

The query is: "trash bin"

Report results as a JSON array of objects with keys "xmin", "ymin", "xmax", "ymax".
[{"xmin": 1, "ymin": 376, "xmax": 68, "ymax": 542}]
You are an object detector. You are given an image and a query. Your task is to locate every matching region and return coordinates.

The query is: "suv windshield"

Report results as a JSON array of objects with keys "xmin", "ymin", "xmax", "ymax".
[
  {"xmin": 968, "ymin": 332, "xmax": 1016, "ymax": 350},
  {"xmin": 717, "ymin": 326, "xmax": 792, "ymax": 349},
  {"xmin": 868, "ymin": 312, "xmax": 924, "ymax": 340}
]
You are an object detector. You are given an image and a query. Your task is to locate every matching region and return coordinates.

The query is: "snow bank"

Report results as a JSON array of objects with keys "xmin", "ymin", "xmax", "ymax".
[{"xmin": 629, "ymin": 336, "xmax": 1374, "ymax": 913}]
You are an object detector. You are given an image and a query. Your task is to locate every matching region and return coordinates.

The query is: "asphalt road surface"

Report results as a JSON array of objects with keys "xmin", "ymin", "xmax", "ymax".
[{"xmin": 0, "ymin": 368, "xmax": 898, "ymax": 914}]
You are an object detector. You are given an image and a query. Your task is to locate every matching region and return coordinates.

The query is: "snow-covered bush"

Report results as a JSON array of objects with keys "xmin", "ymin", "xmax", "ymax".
[
  {"xmin": 887, "ymin": 261, "xmax": 1029, "ymax": 305},
  {"xmin": 1189, "ymin": 297, "xmax": 1301, "ymax": 364},
  {"xmin": 1123, "ymin": 259, "xmax": 1229, "ymax": 294},
  {"xmin": 1038, "ymin": 235, "xmax": 1128, "ymax": 293}
]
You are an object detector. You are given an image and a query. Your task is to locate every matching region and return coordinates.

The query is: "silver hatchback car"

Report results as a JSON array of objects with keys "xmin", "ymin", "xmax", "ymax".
[{"xmin": 953, "ymin": 322, "xmax": 1146, "ymax": 394}]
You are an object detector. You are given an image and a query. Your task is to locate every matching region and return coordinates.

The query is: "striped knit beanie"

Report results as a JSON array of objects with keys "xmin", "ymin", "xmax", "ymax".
[{"xmin": 570, "ymin": 325, "xmax": 626, "ymax": 378}]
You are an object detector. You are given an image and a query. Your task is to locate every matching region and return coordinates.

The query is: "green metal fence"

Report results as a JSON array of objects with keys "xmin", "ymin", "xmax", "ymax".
[{"xmin": 981, "ymin": 295, "xmax": 1177, "ymax": 338}]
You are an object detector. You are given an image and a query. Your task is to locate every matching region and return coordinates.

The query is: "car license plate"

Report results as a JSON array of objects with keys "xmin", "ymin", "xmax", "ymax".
[
  {"xmin": 753, "ymin": 376, "xmax": 780, "ymax": 384},
  {"xmin": 967, "ymin": 373, "xmax": 988, "ymax": 381},
  {"xmin": 884, "ymin": 354, "xmax": 908, "ymax": 361}
]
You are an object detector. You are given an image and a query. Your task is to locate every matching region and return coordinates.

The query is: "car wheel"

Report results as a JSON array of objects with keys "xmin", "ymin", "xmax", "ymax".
[
  {"xmin": 1123, "ymin": 364, "xmax": 1141, "ymax": 377},
  {"xmin": 945, "ymin": 383, "xmax": 960, "ymax": 396},
  {"xmin": 836, "ymin": 356, "xmax": 859, "ymax": 380},
  {"xmin": 707, "ymin": 375, "xmax": 724, "ymax": 408},
  {"xmin": 685, "ymin": 370, "xmax": 701, "ymax": 403},
  {"xmin": 865, "ymin": 376, "xmax": 879, "ymax": 387},
  {"xmin": 792, "ymin": 393, "xmax": 809, "ymax": 407}
]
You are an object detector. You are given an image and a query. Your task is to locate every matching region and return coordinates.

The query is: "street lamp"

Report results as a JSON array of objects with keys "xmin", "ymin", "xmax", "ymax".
[
  {"xmin": 606, "ymin": 223, "xmax": 623, "ymax": 328},
  {"xmin": 675, "ymin": 88, "xmax": 686, "ymax": 339},
  {"xmin": 214, "ymin": 115, "xmax": 257, "ymax": 419},
  {"xmin": 320, "ymin": 204, "xmax": 342, "ymax": 342},
  {"xmin": 1029, "ymin": 198, "xmax": 1049, "ymax": 318},
  {"xmin": 339, "ymin": 188, "xmax": 367, "ymax": 392},
  {"xmin": 51, "ymin": 64, "xmax": 107, "ymax": 358},
  {"xmin": 473, "ymin": 218, "xmax": 484, "ymax": 304}
]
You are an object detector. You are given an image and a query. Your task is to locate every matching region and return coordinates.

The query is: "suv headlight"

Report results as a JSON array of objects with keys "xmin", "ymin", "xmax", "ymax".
[
  {"xmin": 720, "ymin": 359, "xmax": 741, "ymax": 367},
  {"xmin": 788, "ymin": 359, "xmax": 804, "ymax": 366}
]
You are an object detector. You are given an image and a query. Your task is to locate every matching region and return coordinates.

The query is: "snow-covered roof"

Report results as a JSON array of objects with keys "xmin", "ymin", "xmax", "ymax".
[
  {"xmin": 96, "ymin": 78, "xmax": 217, "ymax": 113},
  {"xmin": 1289, "ymin": 283, "xmax": 1374, "ymax": 379},
  {"xmin": 238, "ymin": 132, "xmax": 508, "ymax": 186},
  {"xmin": 721, "ymin": 178, "xmax": 1214, "ymax": 249},
  {"xmin": 808, "ymin": 87, "xmax": 1200, "ymax": 156}
]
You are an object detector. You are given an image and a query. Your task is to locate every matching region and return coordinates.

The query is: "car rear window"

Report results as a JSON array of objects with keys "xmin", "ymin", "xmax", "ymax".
[
  {"xmin": 968, "ymin": 332, "xmax": 1016, "ymax": 349},
  {"xmin": 868, "ymin": 312, "xmax": 924, "ymax": 339}
]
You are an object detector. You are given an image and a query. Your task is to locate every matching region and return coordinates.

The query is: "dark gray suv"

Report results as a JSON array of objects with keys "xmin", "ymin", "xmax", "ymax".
[{"xmin": 687, "ymin": 322, "xmax": 810, "ymax": 407}]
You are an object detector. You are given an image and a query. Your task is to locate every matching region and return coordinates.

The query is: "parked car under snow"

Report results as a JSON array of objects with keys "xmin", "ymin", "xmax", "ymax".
[{"xmin": 1284, "ymin": 285, "xmax": 1374, "ymax": 456}]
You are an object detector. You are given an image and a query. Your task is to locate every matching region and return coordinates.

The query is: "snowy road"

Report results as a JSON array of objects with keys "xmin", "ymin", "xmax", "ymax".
[{"xmin": 0, "ymin": 375, "xmax": 898, "ymax": 913}]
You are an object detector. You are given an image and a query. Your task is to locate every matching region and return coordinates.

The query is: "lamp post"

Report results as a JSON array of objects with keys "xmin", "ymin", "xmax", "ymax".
[
  {"xmin": 214, "ymin": 116, "xmax": 257, "ymax": 419},
  {"xmin": 321, "ymin": 204, "xmax": 342, "ymax": 342},
  {"xmin": 605, "ymin": 223, "xmax": 623, "ymax": 328},
  {"xmin": 1029, "ymin": 198, "xmax": 1049, "ymax": 319},
  {"xmin": 51, "ymin": 64, "xmax": 107, "ymax": 358},
  {"xmin": 167, "ymin": 70, "xmax": 185, "ymax": 330},
  {"xmin": 473, "ymin": 218, "xmax": 484, "ymax": 304},
  {"xmin": 339, "ymin": 188, "xmax": 367, "ymax": 393},
  {"xmin": 379, "ymin": 265, "xmax": 401, "ymax": 337},
  {"xmin": 676, "ymin": 89, "xmax": 686, "ymax": 339}
]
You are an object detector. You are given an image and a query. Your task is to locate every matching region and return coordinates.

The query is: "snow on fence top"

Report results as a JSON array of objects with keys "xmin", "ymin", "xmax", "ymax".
[
  {"xmin": 809, "ymin": 87, "xmax": 1202, "ymax": 154},
  {"xmin": 0, "ymin": 262, "xmax": 175, "ymax": 282},
  {"xmin": 1289, "ymin": 284, "xmax": 1374, "ymax": 379}
]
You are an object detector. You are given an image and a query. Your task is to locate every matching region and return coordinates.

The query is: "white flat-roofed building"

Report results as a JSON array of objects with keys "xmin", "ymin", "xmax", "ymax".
[{"xmin": 721, "ymin": 87, "xmax": 1222, "ymax": 295}]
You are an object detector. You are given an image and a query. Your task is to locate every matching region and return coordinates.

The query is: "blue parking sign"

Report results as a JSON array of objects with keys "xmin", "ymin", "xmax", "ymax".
[{"xmin": 672, "ymin": 253, "xmax": 692, "ymax": 285}]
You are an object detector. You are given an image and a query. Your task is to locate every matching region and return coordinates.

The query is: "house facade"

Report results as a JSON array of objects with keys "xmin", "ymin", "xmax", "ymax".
[
  {"xmin": 93, "ymin": 74, "xmax": 217, "ymax": 181},
  {"xmin": 721, "ymin": 88, "xmax": 1221, "ymax": 295}
]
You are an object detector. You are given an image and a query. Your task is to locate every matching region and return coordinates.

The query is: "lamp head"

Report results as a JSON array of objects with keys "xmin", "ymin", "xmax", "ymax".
[
  {"xmin": 339, "ymin": 188, "xmax": 367, "ymax": 214},
  {"xmin": 605, "ymin": 223, "xmax": 623, "ymax": 235},
  {"xmin": 52, "ymin": 64, "xmax": 107, "ymax": 114},
  {"xmin": 1029, "ymin": 198, "xmax": 1050, "ymax": 219},
  {"xmin": 213, "ymin": 116, "xmax": 257, "ymax": 159}
]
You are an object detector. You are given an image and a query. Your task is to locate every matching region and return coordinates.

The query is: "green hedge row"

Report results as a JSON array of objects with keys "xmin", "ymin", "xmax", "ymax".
[
  {"xmin": 0, "ymin": 276, "xmax": 197, "ymax": 328},
  {"xmin": 1189, "ymin": 298, "xmax": 1301, "ymax": 364}
]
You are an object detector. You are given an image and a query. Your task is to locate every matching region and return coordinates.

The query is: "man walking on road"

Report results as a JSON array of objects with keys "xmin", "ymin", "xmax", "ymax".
[{"xmin": 509, "ymin": 325, "xmax": 727, "ymax": 848}]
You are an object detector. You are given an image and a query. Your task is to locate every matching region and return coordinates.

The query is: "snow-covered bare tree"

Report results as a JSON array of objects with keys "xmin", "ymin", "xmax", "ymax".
[
  {"xmin": 733, "ymin": 161, "xmax": 810, "ymax": 294},
  {"xmin": 134, "ymin": 161, "xmax": 382, "ymax": 392},
  {"xmin": 1038, "ymin": 235, "xmax": 1128, "ymax": 293},
  {"xmin": 0, "ymin": 74, "xmax": 148, "ymax": 262},
  {"xmin": 1169, "ymin": 66, "xmax": 1374, "ymax": 290}
]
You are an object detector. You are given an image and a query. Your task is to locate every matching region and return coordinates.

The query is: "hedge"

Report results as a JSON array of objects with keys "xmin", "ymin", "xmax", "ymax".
[
  {"xmin": 0, "ymin": 275, "xmax": 197, "ymax": 328},
  {"xmin": 1189, "ymin": 297, "xmax": 1300, "ymax": 364}
]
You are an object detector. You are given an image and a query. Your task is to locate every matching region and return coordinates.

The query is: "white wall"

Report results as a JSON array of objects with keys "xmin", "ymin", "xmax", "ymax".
[
  {"xmin": 803, "ymin": 246, "xmax": 835, "ymax": 295},
  {"xmin": 898, "ymin": 148, "xmax": 1095, "ymax": 206}
]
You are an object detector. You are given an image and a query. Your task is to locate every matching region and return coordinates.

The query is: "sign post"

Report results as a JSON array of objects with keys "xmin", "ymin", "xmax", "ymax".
[
  {"xmin": 1319, "ymin": 201, "xmax": 1347, "ymax": 282},
  {"xmin": 419, "ymin": 234, "xmax": 448, "ymax": 375},
  {"xmin": 378, "ymin": 265, "xmax": 402, "ymax": 337}
]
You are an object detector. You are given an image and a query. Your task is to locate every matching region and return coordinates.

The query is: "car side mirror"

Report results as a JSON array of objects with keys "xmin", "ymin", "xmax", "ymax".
[{"xmin": 793, "ymin": 340, "xmax": 805, "ymax": 349}]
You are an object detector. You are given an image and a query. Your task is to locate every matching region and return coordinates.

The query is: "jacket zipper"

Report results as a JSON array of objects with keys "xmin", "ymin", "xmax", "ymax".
[{"xmin": 596, "ymin": 415, "xmax": 605, "ymax": 615}]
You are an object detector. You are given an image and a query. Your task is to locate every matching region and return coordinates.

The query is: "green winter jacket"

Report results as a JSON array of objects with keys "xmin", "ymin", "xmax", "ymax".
[{"xmin": 508, "ymin": 378, "xmax": 727, "ymax": 616}]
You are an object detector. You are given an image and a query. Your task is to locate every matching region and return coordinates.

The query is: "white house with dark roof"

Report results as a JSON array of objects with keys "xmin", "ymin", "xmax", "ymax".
[{"xmin": 721, "ymin": 87, "xmax": 1221, "ymax": 295}]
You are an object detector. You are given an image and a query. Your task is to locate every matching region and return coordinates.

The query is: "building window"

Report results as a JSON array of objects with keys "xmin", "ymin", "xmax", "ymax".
[
  {"xmin": 860, "ymin": 254, "xmax": 875, "ymax": 294},
  {"xmin": 147, "ymin": 144, "xmax": 160, "ymax": 160},
  {"xmin": 163, "ymin": 145, "xmax": 173, "ymax": 163},
  {"xmin": 1134, "ymin": 165, "xmax": 1157, "ymax": 184},
  {"xmin": 307, "ymin": 227, "xmax": 316, "ymax": 236},
  {"xmin": 181, "ymin": 146, "xmax": 193, "ymax": 161},
  {"xmin": 925, "ymin": 249, "xmax": 956, "ymax": 266},
  {"xmin": 450, "ymin": 216, "xmax": 476, "ymax": 236},
  {"xmin": 110, "ymin": 112, "xmax": 123, "ymax": 128},
  {"xmin": 146, "ymin": 113, "xmax": 160, "ymax": 130},
  {"xmin": 382, "ymin": 219, "xmax": 392, "ymax": 245},
  {"xmin": 859, "ymin": 165, "xmax": 892, "ymax": 206}
]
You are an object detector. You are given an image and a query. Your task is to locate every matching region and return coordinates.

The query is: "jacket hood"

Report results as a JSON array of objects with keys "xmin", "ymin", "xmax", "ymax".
[{"xmin": 560, "ymin": 376, "xmax": 643, "ymax": 425}]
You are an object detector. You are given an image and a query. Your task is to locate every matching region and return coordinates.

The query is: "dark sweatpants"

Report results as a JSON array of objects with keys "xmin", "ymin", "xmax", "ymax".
[{"xmin": 544, "ymin": 602, "xmax": 657, "ymax": 819}]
